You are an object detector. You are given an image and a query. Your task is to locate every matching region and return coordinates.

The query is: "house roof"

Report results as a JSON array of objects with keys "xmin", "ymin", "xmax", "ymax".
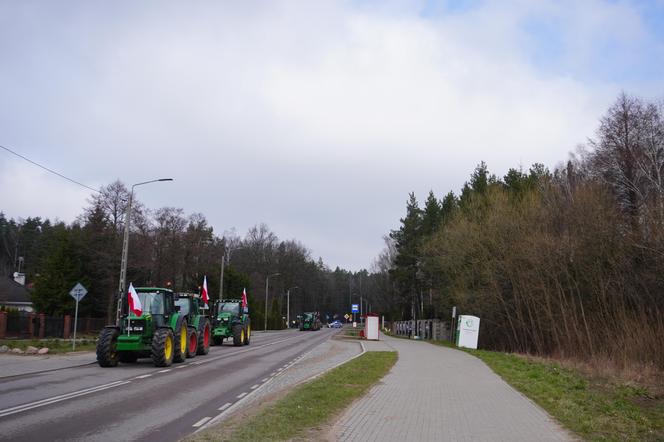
[{"xmin": 0, "ymin": 277, "xmax": 32, "ymax": 304}]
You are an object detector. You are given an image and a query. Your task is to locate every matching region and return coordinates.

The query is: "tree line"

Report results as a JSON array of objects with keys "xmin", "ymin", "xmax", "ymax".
[
  {"xmin": 384, "ymin": 93, "xmax": 664, "ymax": 369},
  {"xmin": 1, "ymin": 183, "xmax": 386, "ymax": 329}
]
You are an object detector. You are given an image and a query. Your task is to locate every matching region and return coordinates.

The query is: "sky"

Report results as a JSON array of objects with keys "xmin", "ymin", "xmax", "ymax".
[{"xmin": 1, "ymin": 0, "xmax": 663, "ymax": 271}]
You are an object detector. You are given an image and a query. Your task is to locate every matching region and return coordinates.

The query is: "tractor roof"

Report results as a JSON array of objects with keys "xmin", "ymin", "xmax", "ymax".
[
  {"xmin": 135, "ymin": 287, "xmax": 173, "ymax": 294},
  {"xmin": 220, "ymin": 299, "xmax": 242, "ymax": 303}
]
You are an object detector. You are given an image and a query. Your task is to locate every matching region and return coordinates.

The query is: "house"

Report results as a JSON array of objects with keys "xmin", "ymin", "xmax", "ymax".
[{"xmin": 0, "ymin": 275, "xmax": 34, "ymax": 312}]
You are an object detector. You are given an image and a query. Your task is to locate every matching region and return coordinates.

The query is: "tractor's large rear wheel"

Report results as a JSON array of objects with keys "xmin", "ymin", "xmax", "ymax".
[
  {"xmin": 243, "ymin": 322, "xmax": 251, "ymax": 346},
  {"xmin": 186, "ymin": 327, "xmax": 198, "ymax": 358},
  {"xmin": 232, "ymin": 324, "xmax": 244, "ymax": 346},
  {"xmin": 197, "ymin": 319, "xmax": 211, "ymax": 355},
  {"xmin": 173, "ymin": 319, "xmax": 188, "ymax": 363},
  {"xmin": 151, "ymin": 328, "xmax": 174, "ymax": 367},
  {"xmin": 97, "ymin": 327, "xmax": 119, "ymax": 367}
]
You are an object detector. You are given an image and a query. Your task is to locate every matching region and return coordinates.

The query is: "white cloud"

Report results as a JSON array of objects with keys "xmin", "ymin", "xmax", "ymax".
[{"xmin": 0, "ymin": 0, "xmax": 661, "ymax": 270}]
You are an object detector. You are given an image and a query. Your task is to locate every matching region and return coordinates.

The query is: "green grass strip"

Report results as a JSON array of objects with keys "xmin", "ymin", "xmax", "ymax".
[
  {"xmin": 430, "ymin": 341, "xmax": 664, "ymax": 441},
  {"xmin": 0, "ymin": 338, "xmax": 97, "ymax": 353},
  {"xmin": 194, "ymin": 351, "xmax": 397, "ymax": 442}
]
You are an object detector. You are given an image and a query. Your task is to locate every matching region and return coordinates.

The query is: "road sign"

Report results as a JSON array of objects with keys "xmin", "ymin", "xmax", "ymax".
[
  {"xmin": 452, "ymin": 306, "xmax": 456, "ymax": 318},
  {"xmin": 69, "ymin": 282, "xmax": 88, "ymax": 302},
  {"xmin": 344, "ymin": 313, "xmax": 350, "ymax": 320},
  {"xmin": 351, "ymin": 304, "xmax": 359, "ymax": 313},
  {"xmin": 69, "ymin": 282, "xmax": 87, "ymax": 351}
]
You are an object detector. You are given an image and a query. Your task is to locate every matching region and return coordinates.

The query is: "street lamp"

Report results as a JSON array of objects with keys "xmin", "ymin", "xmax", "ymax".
[
  {"xmin": 219, "ymin": 244, "xmax": 246, "ymax": 300},
  {"xmin": 286, "ymin": 286, "xmax": 299, "ymax": 328},
  {"xmin": 115, "ymin": 178, "xmax": 173, "ymax": 323},
  {"xmin": 264, "ymin": 273, "xmax": 280, "ymax": 331}
]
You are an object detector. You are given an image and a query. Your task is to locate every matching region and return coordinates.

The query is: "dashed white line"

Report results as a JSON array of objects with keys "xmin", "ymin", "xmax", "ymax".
[
  {"xmin": 236, "ymin": 392, "xmax": 247, "ymax": 399},
  {"xmin": 176, "ymin": 365, "xmax": 188, "ymax": 369},
  {"xmin": 0, "ymin": 380, "xmax": 131, "ymax": 418},
  {"xmin": 218, "ymin": 402, "xmax": 232, "ymax": 411},
  {"xmin": 261, "ymin": 378, "xmax": 268, "ymax": 383},
  {"xmin": 192, "ymin": 417, "xmax": 212, "ymax": 427},
  {"xmin": 270, "ymin": 372, "xmax": 276, "ymax": 376},
  {"xmin": 134, "ymin": 374, "xmax": 152, "ymax": 379},
  {"xmin": 250, "ymin": 384, "xmax": 259, "ymax": 390},
  {"xmin": 157, "ymin": 369, "xmax": 171, "ymax": 373}
]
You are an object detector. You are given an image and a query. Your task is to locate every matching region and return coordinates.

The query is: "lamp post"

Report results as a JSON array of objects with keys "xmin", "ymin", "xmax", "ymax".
[
  {"xmin": 286, "ymin": 286, "xmax": 298, "ymax": 328},
  {"xmin": 264, "ymin": 273, "xmax": 280, "ymax": 331},
  {"xmin": 115, "ymin": 178, "xmax": 173, "ymax": 324},
  {"xmin": 219, "ymin": 244, "xmax": 246, "ymax": 300}
]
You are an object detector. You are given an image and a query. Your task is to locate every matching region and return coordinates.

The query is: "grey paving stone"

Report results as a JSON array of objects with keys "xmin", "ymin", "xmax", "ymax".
[{"xmin": 334, "ymin": 335, "xmax": 573, "ymax": 442}]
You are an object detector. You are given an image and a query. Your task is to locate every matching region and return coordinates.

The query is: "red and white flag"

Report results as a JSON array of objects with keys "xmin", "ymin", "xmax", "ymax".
[
  {"xmin": 241, "ymin": 288, "xmax": 248, "ymax": 309},
  {"xmin": 128, "ymin": 283, "xmax": 142, "ymax": 316},
  {"xmin": 202, "ymin": 275, "xmax": 209, "ymax": 306}
]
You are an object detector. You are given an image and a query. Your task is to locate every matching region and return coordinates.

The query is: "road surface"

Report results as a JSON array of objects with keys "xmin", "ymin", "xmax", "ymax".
[{"xmin": 0, "ymin": 328, "xmax": 337, "ymax": 442}]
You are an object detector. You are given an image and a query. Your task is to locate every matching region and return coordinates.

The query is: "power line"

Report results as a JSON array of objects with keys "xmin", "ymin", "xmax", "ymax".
[{"xmin": 0, "ymin": 143, "xmax": 99, "ymax": 193}]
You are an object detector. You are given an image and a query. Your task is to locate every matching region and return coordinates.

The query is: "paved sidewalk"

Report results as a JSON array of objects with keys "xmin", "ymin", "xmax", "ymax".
[
  {"xmin": 0, "ymin": 352, "xmax": 96, "ymax": 378},
  {"xmin": 333, "ymin": 335, "xmax": 573, "ymax": 442}
]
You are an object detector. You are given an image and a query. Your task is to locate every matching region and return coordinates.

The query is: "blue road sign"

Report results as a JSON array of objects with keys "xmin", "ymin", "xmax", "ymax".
[{"xmin": 351, "ymin": 304, "xmax": 359, "ymax": 313}]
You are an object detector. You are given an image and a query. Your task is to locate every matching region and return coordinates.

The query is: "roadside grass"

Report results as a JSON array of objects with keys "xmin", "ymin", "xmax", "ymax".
[
  {"xmin": 343, "ymin": 328, "xmax": 361, "ymax": 338},
  {"xmin": 190, "ymin": 351, "xmax": 397, "ymax": 442},
  {"xmin": 429, "ymin": 341, "xmax": 664, "ymax": 441},
  {"xmin": 0, "ymin": 338, "xmax": 97, "ymax": 353}
]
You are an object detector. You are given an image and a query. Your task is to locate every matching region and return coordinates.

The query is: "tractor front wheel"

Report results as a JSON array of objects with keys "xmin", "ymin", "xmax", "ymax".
[
  {"xmin": 151, "ymin": 328, "xmax": 174, "ymax": 367},
  {"xmin": 232, "ymin": 324, "xmax": 244, "ymax": 346},
  {"xmin": 197, "ymin": 319, "xmax": 211, "ymax": 355},
  {"xmin": 186, "ymin": 327, "xmax": 198, "ymax": 358},
  {"xmin": 97, "ymin": 327, "xmax": 119, "ymax": 367},
  {"xmin": 243, "ymin": 322, "xmax": 251, "ymax": 346}
]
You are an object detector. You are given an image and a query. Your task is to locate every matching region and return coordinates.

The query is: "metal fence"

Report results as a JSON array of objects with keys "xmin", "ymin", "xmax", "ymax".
[{"xmin": 3, "ymin": 311, "xmax": 106, "ymax": 338}]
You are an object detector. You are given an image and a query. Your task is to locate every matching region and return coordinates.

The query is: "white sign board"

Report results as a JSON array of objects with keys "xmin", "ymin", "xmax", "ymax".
[
  {"xmin": 456, "ymin": 315, "xmax": 480, "ymax": 349},
  {"xmin": 69, "ymin": 282, "xmax": 88, "ymax": 302}
]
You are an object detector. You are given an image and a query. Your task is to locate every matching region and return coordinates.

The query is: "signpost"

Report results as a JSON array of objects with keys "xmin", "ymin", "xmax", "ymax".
[{"xmin": 69, "ymin": 282, "xmax": 88, "ymax": 350}]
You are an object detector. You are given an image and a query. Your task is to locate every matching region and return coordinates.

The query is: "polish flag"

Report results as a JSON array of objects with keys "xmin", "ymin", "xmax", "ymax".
[
  {"xmin": 241, "ymin": 288, "xmax": 248, "ymax": 309},
  {"xmin": 202, "ymin": 275, "xmax": 209, "ymax": 306},
  {"xmin": 128, "ymin": 283, "xmax": 142, "ymax": 316}
]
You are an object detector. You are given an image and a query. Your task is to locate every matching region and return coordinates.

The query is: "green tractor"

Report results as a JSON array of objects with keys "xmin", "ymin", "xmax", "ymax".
[
  {"xmin": 299, "ymin": 311, "xmax": 321, "ymax": 331},
  {"xmin": 96, "ymin": 287, "xmax": 190, "ymax": 367},
  {"xmin": 174, "ymin": 293, "xmax": 211, "ymax": 357},
  {"xmin": 211, "ymin": 299, "xmax": 251, "ymax": 346}
]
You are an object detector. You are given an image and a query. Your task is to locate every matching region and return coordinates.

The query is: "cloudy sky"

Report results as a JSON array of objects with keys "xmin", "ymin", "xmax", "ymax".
[{"xmin": 1, "ymin": 0, "xmax": 663, "ymax": 271}]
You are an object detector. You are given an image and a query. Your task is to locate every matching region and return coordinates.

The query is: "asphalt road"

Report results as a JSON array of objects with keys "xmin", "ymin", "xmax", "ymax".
[{"xmin": 0, "ymin": 328, "xmax": 338, "ymax": 442}]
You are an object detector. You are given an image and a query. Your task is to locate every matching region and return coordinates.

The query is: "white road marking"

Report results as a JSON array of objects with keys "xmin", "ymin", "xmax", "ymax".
[
  {"xmin": 157, "ymin": 369, "xmax": 171, "ymax": 373},
  {"xmin": 218, "ymin": 402, "xmax": 232, "ymax": 411},
  {"xmin": 192, "ymin": 417, "xmax": 212, "ymax": 427},
  {"xmin": 261, "ymin": 378, "xmax": 268, "ymax": 383},
  {"xmin": 134, "ymin": 374, "xmax": 152, "ymax": 379},
  {"xmin": 236, "ymin": 392, "xmax": 247, "ymax": 399},
  {"xmin": 270, "ymin": 372, "xmax": 276, "ymax": 376},
  {"xmin": 250, "ymin": 384, "xmax": 259, "ymax": 390},
  {"xmin": 176, "ymin": 365, "xmax": 187, "ymax": 369},
  {"xmin": 0, "ymin": 380, "xmax": 131, "ymax": 418}
]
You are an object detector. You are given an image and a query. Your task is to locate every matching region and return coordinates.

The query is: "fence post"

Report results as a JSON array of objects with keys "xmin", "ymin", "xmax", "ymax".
[
  {"xmin": 63, "ymin": 315, "xmax": 71, "ymax": 339},
  {"xmin": 28, "ymin": 313, "xmax": 35, "ymax": 337},
  {"xmin": 0, "ymin": 311, "xmax": 6, "ymax": 339},
  {"xmin": 39, "ymin": 313, "xmax": 46, "ymax": 339}
]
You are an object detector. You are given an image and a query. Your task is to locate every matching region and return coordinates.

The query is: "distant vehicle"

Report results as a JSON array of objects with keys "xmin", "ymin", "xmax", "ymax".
[
  {"xmin": 330, "ymin": 320, "xmax": 343, "ymax": 328},
  {"xmin": 299, "ymin": 311, "xmax": 321, "ymax": 331}
]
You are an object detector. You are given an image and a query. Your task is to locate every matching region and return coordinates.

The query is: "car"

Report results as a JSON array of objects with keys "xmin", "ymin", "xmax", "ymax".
[{"xmin": 330, "ymin": 320, "xmax": 343, "ymax": 328}]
